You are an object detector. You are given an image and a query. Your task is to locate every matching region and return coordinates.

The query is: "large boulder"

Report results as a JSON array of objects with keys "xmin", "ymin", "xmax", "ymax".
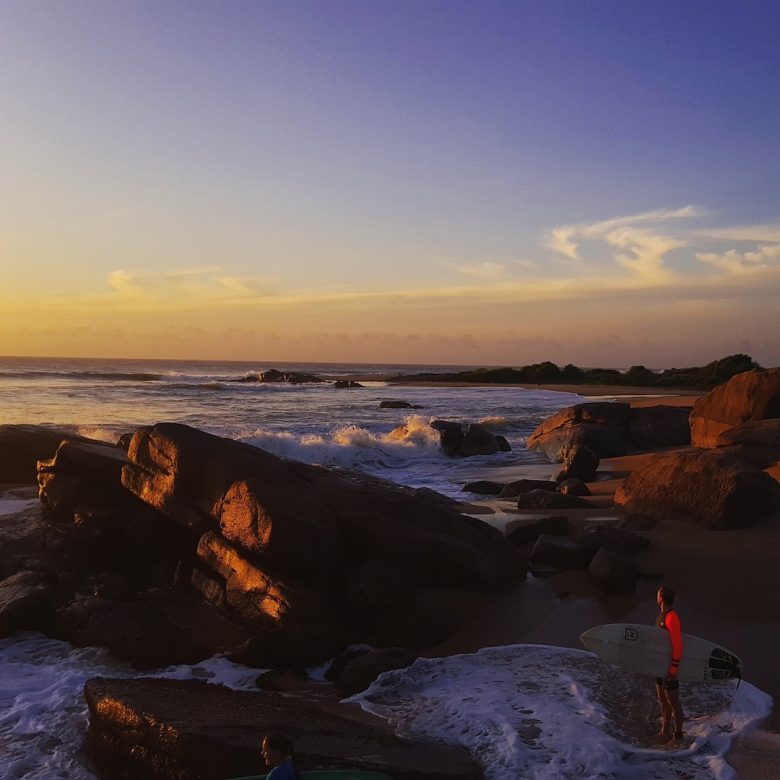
[
  {"xmin": 0, "ymin": 570, "xmax": 51, "ymax": 636},
  {"xmin": 459, "ymin": 423, "xmax": 501, "ymax": 456},
  {"xmin": 714, "ymin": 420, "xmax": 780, "ymax": 470},
  {"xmin": 556, "ymin": 443, "xmax": 600, "ymax": 482},
  {"xmin": 218, "ymin": 478, "xmax": 343, "ymax": 572},
  {"xmin": 0, "ymin": 425, "xmax": 100, "ymax": 484},
  {"xmin": 334, "ymin": 647, "xmax": 418, "ymax": 697},
  {"xmin": 84, "ymin": 677, "xmax": 482, "ymax": 780},
  {"xmin": 690, "ymin": 368, "xmax": 780, "ymax": 448},
  {"xmin": 627, "ymin": 406, "xmax": 692, "ymax": 449},
  {"xmin": 38, "ymin": 439, "xmax": 135, "ymax": 515},
  {"xmin": 614, "ymin": 449, "xmax": 780, "ymax": 529},
  {"xmin": 579, "ymin": 524, "xmax": 649, "ymax": 555},
  {"xmin": 527, "ymin": 403, "xmax": 630, "ymax": 462},
  {"xmin": 195, "ymin": 531, "xmax": 333, "ymax": 625}
]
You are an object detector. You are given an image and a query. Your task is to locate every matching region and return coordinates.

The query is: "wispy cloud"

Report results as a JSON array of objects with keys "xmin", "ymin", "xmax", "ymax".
[
  {"xmin": 457, "ymin": 261, "xmax": 507, "ymax": 279},
  {"xmin": 697, "ymin": 243, "xmax": 780, "ymax": 274},
  {"xmin": 546, "ymin": 205, "xmax": 702, "ymax": 281}
]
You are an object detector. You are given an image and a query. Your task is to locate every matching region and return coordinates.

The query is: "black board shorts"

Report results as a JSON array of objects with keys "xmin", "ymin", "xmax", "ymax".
[{"xmin": 656, "ymin": 677, "xmax": 679, "ymax": 690}]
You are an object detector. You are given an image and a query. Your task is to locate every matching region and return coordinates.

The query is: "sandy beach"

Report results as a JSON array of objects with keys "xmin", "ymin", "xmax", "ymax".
[{"xmin": 432, "ymin": 391, "xmax": 780, "ymax": 777}]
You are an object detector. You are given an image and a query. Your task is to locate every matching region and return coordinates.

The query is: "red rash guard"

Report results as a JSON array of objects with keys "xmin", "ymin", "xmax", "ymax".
[{"xmin": 662, "ymin": 609, "xmax": 683, "ymax": 677}]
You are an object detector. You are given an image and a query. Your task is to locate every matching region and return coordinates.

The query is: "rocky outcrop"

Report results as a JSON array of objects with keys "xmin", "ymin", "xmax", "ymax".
[
  {"xmin": 0, "ymin": 425, "xmax": 100, "ymax": 484},
  {"xmin": 462, "ymin": 480, "xmax": 504, "ymax": 495},
  {"xmin": 334, "ymin": 647, "xmax": 418, "ymax": 697},
  {"xmin": 380, "ymin": 400, "xmax": 414, "ymax": 408},
  {"xmin": 428, "ymin": 420, "xmax": 510, "ymax": 457},
  {"xmin": 84, "ymin": 677, "xmax": 482, "ymax": 780},
  {"xmin": 527, "ymin": 403, "xmax": 630, "ymax": 462},
  {"xmin": 236, "ymin": 369, "xmax": 327, "ymax": 384},
  {"xmin": 529, "ymin": 535, "xmax": 593, "ymax": 570},
  {"xmin": 334, "ymin": 380, "xmax": 363, "ymax": 388},
  {"xmin": 628, "ymin": 406, "xmax": 692, "ymax": 449},
  {"xmin": 528, "ymin": 402, "xmax": 692, "ymax": 464},
  {"xmin": 0, "ymin": 570, "xmax": 51, "ymax": 636},
  {"xmin": 555, "ymin": 444, "xmax": 599, "ymax": 482},
  {"xmin": 38, "ymin": 439, "xmax": 136, "ymax": 516},
  {"xmin": 614, "ymin": 449, "xmax": 780, "ymax": 529},
  {"xmin": 690, "ymin": 367, "xmax": 780, "ymax": 448},
  {"xmin": 557, "ymin": 478, "xmax": 591, "ymax": 496}
]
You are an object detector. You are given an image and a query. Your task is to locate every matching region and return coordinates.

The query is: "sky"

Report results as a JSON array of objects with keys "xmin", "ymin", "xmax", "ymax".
[{"xmin": 1, "ymin": 0, "xmax": 779, "ymax": 367}]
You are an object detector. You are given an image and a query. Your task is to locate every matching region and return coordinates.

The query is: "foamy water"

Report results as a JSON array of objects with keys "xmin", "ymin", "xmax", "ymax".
[
  {"xmin": 349, "ymin": 645, "xmax": 772, "ymax": 780},
  {"xmin": 0, "ymin": 633, "xmax": 264, "ymax": 780}
]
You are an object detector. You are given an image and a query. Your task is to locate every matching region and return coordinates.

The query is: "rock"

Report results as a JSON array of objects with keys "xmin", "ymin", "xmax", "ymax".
[
  {"xmin": 430, "ymin": 420, "xmax": 464, "ymax": 456},
  {"xmin": 0, "ymin": 570, "xmax": 51, "ymax": 636},
  {"xmin": 618, "ymin": 513, "xmax": 657, "ymax": 531},
  {"xmin": 84, "ymin": 677, "xmax": 482, "ymax": 780},
  {"xmin": 557, "ymin": 444, "xmax": 600, "ymax": 481},
  {"xmin": 348, "ymin": 560, "xmax": 415, "ymax": 609},
  {"xmin": 369, "ymin": 602, "xmax": 463, "ymax": 650},
  {"xmin": 218, "ymin": 478, "xmax": 343, "ymax": 572},
  {"xmin": 460, "ymin": 422, "xmax": 499, "ymax": 456},
  {"xmin": 690, "ymin": 367, "xmax": 780, "ymax": 448},
  {"xmin": 579, "ymin": 524, "xmax": 649, "ymax": 555},
  {"xmin": 77, "ymin": 600, "xmax": 195, "ymax": 669},
  {"xmin": 507, "ymin": 515, "xmax": 569, "ymax": 545},
  {"xmin": 614, "ymin": 449, "xmax": 780, "ymax": 529},
  {"xmin": 334, "ymin": 648, "xmax": 418, "ymax": 697},
  {"xmin": 462, "ymin": 480, "xmax": 504, "ymax": 495},
  {"xmin": 0, "ymin": 424, "xmax": 99, "ymax": 484},
  {"xmin": 529, "ymin": 535, "xmax": 593, "ymax": 570},
  {"xmin": 498, "ymin": 479, "xmax": 557, "ymax": 498},
  {"xmin": 334, "ymin": 380, "xmax": 363, "ymax": 388},
  {"xmin": 517, "ymin": 490, "xmax": 594, "ymax": 510},
  {"xmin": 37, "ymin": 439, "xmax": 135, "ymax": 516},
  {"xmin": 588, "ymin": 548, "xmax": 637, "ymax": 594},
  {"xmin": 495, "ymin": 435, "xmax": 512, "ymax": 452},
  {"xmin": 196, "ymin": 531, "xmax": 333, "ymax": 625},
  {"xmin": 557, "ymin": 478, "xmax": 591, "ymax": 496},
  {"xmin": 714, "ymin": 420, "xmax": 780, "ymax": 469},
  {"xmin": 228, "ymin": 622, "xmax": 355, "ymax": 669},
  {"xmin": 380, "ymin": 400, "xmax": 413, "ymax": 408},
  {"xmin": 627, "ymin": 406, "xmax": 692, "ymax": 449},
  {"xmin": 527, "ymin": 403, "xmax": 631, "ymax": 462}
]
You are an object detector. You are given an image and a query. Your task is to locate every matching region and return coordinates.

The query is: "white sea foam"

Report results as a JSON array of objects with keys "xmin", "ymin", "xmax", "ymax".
[
  {"xmin": 348, "ymin": 644, "xmax": 772, "ymax": 780},
  {"xmin": 0, "ymin": 633, "xmax": 267, "ymax": 779},
  {"xmin": 239, "ymin": 415, "xmax": 445, "ymax": 470}
]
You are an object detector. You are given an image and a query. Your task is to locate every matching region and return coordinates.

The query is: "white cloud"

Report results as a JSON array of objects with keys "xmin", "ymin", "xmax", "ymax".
[
  {"xmin": 697, "ymin": 243, "xmax": 780, "ymax": 274},
  {"xmin": 458, "ymin": 261, "xmax": 507, "ymax": 279},
  {"xmin": 697, "ymin": 225, "xmax": 780, "ymax": 243},
  {"xmin": 545, "ymin": 205, "xmax": 701, "ymax": 281}
]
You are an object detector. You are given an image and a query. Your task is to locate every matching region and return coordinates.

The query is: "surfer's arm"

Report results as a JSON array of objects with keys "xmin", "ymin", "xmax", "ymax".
[{"xmin": 665, "ymin": 611, "xmax": 683, "ymax": 677}]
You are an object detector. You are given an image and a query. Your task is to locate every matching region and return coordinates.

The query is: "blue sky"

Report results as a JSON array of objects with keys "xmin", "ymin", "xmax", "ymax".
[{"xmin": 1, "ymin": 1, "xmax": 779, "ymax": 365}]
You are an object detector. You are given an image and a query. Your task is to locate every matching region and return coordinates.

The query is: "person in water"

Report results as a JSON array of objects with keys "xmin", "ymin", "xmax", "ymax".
[
  {"xmin": 654, "ymin": 585, "xmax": 684, "ymax": 741},
  {"xmin": 261, "ymin": 732, "xmax": 300, "ymax": 780}
]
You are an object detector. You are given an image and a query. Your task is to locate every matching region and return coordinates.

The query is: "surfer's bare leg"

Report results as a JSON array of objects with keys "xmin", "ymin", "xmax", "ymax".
[
  {"xmin": 667, "ymin": 687, "xmax": 684, "ymax": 739},
  {"xmin": 654, "ymin": 682, "xmax": 672, "ymax": 738}
]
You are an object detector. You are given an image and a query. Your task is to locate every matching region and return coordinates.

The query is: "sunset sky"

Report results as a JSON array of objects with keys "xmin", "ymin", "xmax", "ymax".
[{"xmin": 2, "ymin": 1, "xmax": 779, "ymax": 367}]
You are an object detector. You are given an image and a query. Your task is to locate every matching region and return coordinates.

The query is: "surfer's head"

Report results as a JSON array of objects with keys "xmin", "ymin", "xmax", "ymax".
[
  {"xmin": 261, "ymin": 732, "xmax": 294, "ymax": 768},
  {"xmin": 657, "ymin": 585, "xmax": 676, "ymax": 608}
]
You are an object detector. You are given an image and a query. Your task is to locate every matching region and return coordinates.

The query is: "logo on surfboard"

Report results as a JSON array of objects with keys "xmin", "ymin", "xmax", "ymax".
[{"xmin": 624, "ymin": 627, "xmax": 639, "ymax": 641}]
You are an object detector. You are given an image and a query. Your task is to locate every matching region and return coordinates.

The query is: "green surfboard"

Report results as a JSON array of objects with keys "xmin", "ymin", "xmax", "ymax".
[{"xmin": 229, "ymin": 772, "xmax": 394, "ymax": 780}]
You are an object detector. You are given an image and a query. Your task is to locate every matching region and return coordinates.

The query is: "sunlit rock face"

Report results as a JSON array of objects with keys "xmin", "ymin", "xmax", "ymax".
[
  {"xmin": 690, "ymin": 367, "xmax": 780, "ymax": 448},
  {"xmin": 614, "ymin": 448, "xmax": 780, "ymax": 529},
  {"xmin": 84, "ymin": 677, "xmax": 483, "ymax": 780}
]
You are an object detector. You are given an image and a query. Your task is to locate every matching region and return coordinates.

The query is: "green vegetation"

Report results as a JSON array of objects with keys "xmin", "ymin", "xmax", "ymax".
[{"xmin": 391, "ymin": 354, "xmax": 761, "ymax": 390}]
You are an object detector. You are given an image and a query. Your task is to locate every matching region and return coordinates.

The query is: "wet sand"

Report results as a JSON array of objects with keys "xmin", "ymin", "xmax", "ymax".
[{"xmin": 443, "ymin": 394, "xmax": 780, "ymax": 776}]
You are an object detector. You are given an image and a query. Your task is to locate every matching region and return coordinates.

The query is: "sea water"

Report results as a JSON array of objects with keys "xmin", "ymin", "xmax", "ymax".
[{"xmin": 0, "ymin": 356, "xmax": 772, "ymax": 778}]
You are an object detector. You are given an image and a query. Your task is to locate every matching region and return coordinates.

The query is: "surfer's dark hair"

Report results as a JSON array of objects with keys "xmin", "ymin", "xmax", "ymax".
[
  {"xmin": 262, "ymin": 733, "xmax": 299, "ymax": 778},
  {"xmin": 658, "ymin": 585, "xmax": 676, "ymax": 605}
]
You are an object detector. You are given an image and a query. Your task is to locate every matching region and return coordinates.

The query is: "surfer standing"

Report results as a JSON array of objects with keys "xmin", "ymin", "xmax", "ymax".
[{"xmin": 654, "ymin": 585, "xmax": 684, "ymax": 741}]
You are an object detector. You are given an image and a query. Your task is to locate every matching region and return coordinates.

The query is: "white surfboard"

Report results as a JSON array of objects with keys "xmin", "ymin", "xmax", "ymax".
[{"xmin": 580, "ymin": 623, "xmax": 741, "ymax": 683}]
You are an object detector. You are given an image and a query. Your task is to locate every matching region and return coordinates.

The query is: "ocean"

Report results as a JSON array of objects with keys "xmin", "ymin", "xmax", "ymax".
[{"xmin": 0, "ymin": 356, "xmax": 771, "ymax": 779}]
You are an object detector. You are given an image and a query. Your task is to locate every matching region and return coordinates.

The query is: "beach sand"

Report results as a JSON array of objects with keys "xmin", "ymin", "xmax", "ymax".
[{"xmin": 439, "ymin": 393, "xmax": 780, "ymax": 777}]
